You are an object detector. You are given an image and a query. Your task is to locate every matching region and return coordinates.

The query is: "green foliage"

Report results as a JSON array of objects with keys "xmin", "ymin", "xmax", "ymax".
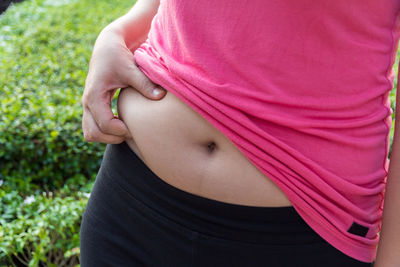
[
  {"xmin": 0, "ymin": 0, "xmax": 134, "ymax": 266},
  {"xmin": 0, "ymin": 185, "xmax": 92, "ymax": 267},
  {"xmin": 0, "ymin": 0, "xmax": 133, "ymax": 192}
]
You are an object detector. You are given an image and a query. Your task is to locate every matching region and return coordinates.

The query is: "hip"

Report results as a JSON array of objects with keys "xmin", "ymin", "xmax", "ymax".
[{"xmin": 79, "ymin": 141, "xmax": 372, "ymax": 267}]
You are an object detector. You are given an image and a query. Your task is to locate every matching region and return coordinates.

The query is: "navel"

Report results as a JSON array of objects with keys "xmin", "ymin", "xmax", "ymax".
[{"xmin": 206, "ymin": 141, "xmax": 217, "ymax": 153}]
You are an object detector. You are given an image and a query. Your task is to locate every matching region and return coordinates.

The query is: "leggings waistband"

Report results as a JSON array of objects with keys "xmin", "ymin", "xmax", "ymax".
[{"xmin": 98, "ymin": 142, "xmax": 325, "ymax": 244}]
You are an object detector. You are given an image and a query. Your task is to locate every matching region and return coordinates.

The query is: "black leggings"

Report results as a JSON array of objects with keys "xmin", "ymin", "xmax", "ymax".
[{"xmin": 79, "ymin": 141, "xmax": 373, "ymax": 267}]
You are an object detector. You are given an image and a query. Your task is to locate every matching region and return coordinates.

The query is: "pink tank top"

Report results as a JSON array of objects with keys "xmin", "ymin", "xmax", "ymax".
[{"xmin": 133, "ymin": 0, "xmax": 400, "ymax": 262}]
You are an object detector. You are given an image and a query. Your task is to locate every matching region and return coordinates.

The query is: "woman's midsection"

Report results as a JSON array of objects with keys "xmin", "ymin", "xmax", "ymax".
[{"xmin": 117, "ymin": 86, "xmax": 292, "ymax": 207}]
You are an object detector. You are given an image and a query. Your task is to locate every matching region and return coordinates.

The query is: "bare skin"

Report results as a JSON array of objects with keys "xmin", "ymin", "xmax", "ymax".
[
  {"xmin": 117, "ymin": 86, "xmax": 292, "ymax": 207},
  {"xmin": 81, "ymin": 0, "xmax": 400, "ymax": 264}
]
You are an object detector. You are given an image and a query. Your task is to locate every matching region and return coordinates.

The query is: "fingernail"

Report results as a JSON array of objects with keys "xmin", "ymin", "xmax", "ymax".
[{"xmin": 152, "ymin": 88, "xmax": 163, "ymax": 97}]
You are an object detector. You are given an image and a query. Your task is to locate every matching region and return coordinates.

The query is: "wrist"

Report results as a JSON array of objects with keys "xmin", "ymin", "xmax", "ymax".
[
  {"xmin": 101, "ymin": 20, "xmax": 142, "ymax": 52},
  {"xmin": 99, "ymin": 0, "xmax": 159, "ymax": 51}
]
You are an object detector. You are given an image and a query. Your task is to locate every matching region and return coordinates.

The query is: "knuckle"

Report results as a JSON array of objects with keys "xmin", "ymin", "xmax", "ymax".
[
  {"xmin": 81, "ymin": 96, "xmax": 86, "ymax": 106},
  {"xmin": 83, "ymin": 131, "xmax": 94, "ymax": 142},
  {"xmin": 109, "ymin": 136, "xmax": 124, "ymax": 144},
  {"xmin": 114, "ymin": 137, "xmax": 125, "ymax": 144},
  {"xmin": 81, "ymin": 93, "xmax": 89, "ymax": 107},
  {"xmin": 133, "ymin": 70, "xmax": 147, "ymax": 89},
  {"xmin": 97, "ymin": 120, "xmax": 109, "ymax": 132},
  {"xmin": 97, "ymin": 120, "xmax": 104, "ymax": 130}
]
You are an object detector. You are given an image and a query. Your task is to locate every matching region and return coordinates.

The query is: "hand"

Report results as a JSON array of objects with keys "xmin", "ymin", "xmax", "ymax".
[{"xmin": 81, "ymin": 26, "xmax": 166, "ymax": 144}]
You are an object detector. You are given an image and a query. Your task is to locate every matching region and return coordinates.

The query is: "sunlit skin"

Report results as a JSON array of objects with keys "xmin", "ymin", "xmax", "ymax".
[
  {"xmin": 81, "ymin": 0, "xmax": 400, "ymax": 264},
  {"xmin": 117, "ymin": 86, "xmax": 293, "ymax": 207}
]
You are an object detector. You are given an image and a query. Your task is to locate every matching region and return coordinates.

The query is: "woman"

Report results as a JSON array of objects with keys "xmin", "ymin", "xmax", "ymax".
[{"xmin": 80, "ymin": 0, "xmax": 400, "ymax": 266}]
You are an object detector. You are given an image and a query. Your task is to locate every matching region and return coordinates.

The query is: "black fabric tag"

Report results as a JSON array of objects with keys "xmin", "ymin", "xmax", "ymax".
[{"xmin": 348, "ymin": 222, "xmax": 369, "ymax": 237}]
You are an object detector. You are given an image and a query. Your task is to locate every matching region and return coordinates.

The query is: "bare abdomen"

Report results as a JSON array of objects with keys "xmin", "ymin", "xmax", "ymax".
[{"xmin": 117, "ymin": 86, "xmax": 292, "ymax": 207}]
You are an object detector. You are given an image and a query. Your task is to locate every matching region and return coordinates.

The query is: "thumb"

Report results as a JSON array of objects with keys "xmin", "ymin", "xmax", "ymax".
[{"xmin": 124, "ymin": 65, "xmax": 167, "ymax": 100}]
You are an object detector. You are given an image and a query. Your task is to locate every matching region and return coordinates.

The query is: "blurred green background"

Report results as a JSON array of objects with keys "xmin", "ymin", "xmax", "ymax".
[{"xmin": 0, "ymin": 0, "xmax": 399, "ymax": 266}]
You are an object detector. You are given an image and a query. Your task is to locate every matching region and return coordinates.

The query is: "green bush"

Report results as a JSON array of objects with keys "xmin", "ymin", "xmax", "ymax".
[
  {"xmin": 0, "ymin": 0, "xmax": 134, "ymax": 266},
  {"xmin": 0, "ymin": 0, "xmax": 133, "ymax": 193},
  {"xmin": 0, "ymin": 184, "xmax": 92, "ymax": 267}
]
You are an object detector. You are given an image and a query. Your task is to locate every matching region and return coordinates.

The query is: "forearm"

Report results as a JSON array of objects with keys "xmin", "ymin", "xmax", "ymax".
[
  {"xmin": 374, "ymin": 124, "xmax": 400, "ymax": 265},
  {"xmin": 103, "ymin": 0, "xmax": 160, "ymax": 50}
]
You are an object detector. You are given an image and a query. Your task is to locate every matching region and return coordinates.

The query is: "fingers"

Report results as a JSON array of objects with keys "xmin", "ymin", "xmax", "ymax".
[
  {"xmin": 82, "ymin": 106, "xmax": 131, "ymax": 144},
  {"xmin": 81, "ymin": 85, "xmax": 132, "ymax": 144},
  {"xmin": 81, "ymin": 48, "xmax": 164, "ymax": 144},
  {"xmin": 124, "ymin": 64, "xmax": 167, "ymax": 100}
]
